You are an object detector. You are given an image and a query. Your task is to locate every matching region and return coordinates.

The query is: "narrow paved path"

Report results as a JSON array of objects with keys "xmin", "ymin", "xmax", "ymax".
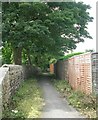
[{"xmin": 38, "ymin": 74, "xmax": 86, "ymax": 118}]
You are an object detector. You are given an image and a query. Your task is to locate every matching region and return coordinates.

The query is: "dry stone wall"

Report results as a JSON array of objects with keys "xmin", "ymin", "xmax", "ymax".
[
  {"xmin": 2, "ymin": 65, "xmax": 25, "ymax": 107},
  {"xmin": 0, "ymin": 64, "xmax": 38, "ymax": 109},
  {"xmin": 0, "ymin": 67, "xmax": 9, "ymax": 119}
]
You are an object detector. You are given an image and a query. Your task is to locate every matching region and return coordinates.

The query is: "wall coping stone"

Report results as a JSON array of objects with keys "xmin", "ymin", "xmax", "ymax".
[{"xmin": 0, "ymin": 66, "xmax": 9, "ymax": 85}]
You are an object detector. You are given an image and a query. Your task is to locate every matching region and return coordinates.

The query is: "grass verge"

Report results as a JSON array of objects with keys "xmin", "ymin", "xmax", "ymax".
[
  {"xmin": 3, "ymin": 78, "xmax": 44, "ymax": 118},
  {"xmin": 52, "ymin": 79, "xmax": 96, "ymax": 118}
]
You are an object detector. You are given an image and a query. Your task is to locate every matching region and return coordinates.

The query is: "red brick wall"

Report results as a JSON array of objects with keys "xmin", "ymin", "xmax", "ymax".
[
  {"xmin": 68, "ymin": 53, "xmax": 92, "ymax": 94},
  {"xmin": 54, "ymin": 52, "xmax": 93, "ymax": 94},
  {"xmin": 50, "ymin": 64, "xmax": 54, "ymax": 74}
]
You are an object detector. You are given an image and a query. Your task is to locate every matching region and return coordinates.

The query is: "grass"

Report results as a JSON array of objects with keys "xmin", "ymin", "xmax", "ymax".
[
  {"xmin": 3, "ymin": 78, "xmax": 44, "ymax": 118},
  {"xmin": 52, "ymin": 79, "xmax": 96, "ymax": 118}
]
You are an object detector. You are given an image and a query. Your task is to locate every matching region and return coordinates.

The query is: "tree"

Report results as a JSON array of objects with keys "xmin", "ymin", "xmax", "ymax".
[
  {"xmin": 85, "ymin": 49, "xmax": 94, "ymax": 52},
  {"xmin": 2, "ymin": 2, "xmax": 93, "ymax": 66}
]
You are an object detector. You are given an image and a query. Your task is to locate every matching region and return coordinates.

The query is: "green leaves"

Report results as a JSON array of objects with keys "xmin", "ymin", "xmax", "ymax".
[
  {"xmin": 2, "ymin": 42, "xmax": 13, "ymax": 64},
  {"xmin": 2, "ymin": 2, "xmax": 93, "ymax": 65}
]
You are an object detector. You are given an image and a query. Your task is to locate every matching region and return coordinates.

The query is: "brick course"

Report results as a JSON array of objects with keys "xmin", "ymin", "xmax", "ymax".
[{"xmin": 54, "ymin": 52, "xmax": 96, "ymax": 94}]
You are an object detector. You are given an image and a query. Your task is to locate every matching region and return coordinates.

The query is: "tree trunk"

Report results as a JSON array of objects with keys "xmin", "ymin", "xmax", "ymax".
[{"xmin": 13, "ymin": 47, "xmax": 22, "ymax": 65}]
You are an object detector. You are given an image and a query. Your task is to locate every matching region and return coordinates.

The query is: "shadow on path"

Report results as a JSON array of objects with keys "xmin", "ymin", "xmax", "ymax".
[{"xmin": 37, "ymin": 73, "xmax": 86, "ymax": 118}]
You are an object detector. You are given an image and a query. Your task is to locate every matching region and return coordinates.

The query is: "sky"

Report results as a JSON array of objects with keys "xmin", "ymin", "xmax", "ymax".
[{"xmin": 74, "ymin": 0, "xmax": 96, "ymax": 52}]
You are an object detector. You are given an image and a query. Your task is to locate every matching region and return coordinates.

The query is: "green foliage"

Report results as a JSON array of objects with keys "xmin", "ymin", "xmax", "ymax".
[
  {"xmin": 3, "ymin": 78, "xmax": 44, "ymax": 118},
  {"xmin": 49, "ymin": 58, "xmax": 57, "ymax": 64},
  {"xmin": 53, "ymin": 79, "xmax": 96, "ymax": 118},
  {"xmin": 2, "ymin": 42, "xmax": 13, "ymax": 64},
  {"xmin": 22, "ymin": 48, "xmax": 29, "ymax": 65},
  {"xmin": 85, "ymin": 49, "xmax": 95, "ymax": 52},
  {"xmin": 2, "ymin": 2, "xmax": 93, "ymax": 65},
  {"xmin": 59, "ymin": 52, "xmax": 84, "ymax": 60}
]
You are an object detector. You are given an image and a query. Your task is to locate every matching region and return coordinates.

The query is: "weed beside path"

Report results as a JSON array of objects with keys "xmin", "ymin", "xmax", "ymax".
[
  {"xmin": 3, "ymin": 78, "xmax": 44, "ymax": 118},
  {"xmin": 52, "ymin": 79, "xmax": 96, "ymax": 118}
]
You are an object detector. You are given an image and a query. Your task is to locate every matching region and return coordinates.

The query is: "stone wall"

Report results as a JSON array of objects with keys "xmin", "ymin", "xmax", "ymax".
[
  {"xmin": 92, "ymin": 53, "xmax": 98, "ymax": 94},
  {"xmin": 54, "ymin": 60, "xmax": 68, "ymax": 81},
  {"xmin": 0, "ymin": 66, "xmax": 9, "ymax": 119},
  {"xmin": 0, "ymin": 64, "xmax": 38, "ymax": 110},
  {"xmin": 2, "ymin": 65, "xmax": 25, "ymax": 107}
]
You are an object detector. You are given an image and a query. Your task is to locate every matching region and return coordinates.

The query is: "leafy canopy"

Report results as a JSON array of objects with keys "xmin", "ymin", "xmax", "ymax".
[{"xmin": 2, "ymin": 2, "xmax": 93, "ymax": 67}]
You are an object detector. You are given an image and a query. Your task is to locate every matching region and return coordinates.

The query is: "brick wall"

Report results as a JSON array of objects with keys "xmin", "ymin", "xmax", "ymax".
[
  {"xmin": 54, "ymin": 52, "xmax": 94, "ymax": 94},
  {"xmin": 68, "ymin": 53, "xmax": 92, "ymax": 94},
  {"xmin": 50, "ymin": 64, "xmax": 54, "ymax": 74}
]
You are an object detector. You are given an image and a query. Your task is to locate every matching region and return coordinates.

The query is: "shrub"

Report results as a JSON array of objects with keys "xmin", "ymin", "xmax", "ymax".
[
  {"xmin": 59, "ymin": 52, "xmax": 84, "ymax": 60},
  {"xmin": 53, "ymin": 79, "xmax": 96, "ymax": 118}
]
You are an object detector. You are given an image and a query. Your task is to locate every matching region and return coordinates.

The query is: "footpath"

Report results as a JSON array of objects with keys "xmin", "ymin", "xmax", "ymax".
[{"xmin": 38, "ymin": 74, "xmax": 86, "ymax": 118}]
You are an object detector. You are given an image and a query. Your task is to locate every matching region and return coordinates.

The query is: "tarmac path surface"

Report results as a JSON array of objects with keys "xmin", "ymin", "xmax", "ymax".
[{"xmin": 38, "ymin": 74, "xmax": 86, "ymax": 119}]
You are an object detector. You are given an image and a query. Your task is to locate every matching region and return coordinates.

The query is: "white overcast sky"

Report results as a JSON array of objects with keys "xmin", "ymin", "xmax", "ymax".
[{"xmin": 74, "ymin": 0, "xmax": 96, "ymax": 52}]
